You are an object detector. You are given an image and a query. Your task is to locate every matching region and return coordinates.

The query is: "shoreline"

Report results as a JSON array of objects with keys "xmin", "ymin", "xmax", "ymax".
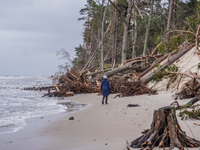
[
  {"xmin": 1, "ymin": 93, "xmax": 200, "ymax": 150},
  {"xmin": 0, "ymin": 100, "xmax": 88, "ymax": 150}
]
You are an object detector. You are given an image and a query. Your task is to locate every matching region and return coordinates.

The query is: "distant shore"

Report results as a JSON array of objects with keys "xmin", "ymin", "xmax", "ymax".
[{"xmin": 1, "ymin": 92, "xmax": 200, "ymax": 150}]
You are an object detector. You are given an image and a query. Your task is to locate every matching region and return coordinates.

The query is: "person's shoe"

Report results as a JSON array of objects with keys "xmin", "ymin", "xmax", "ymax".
[
  {"xmin": 102, "ymin": 101, "xmax": 104, "ymax": 104},
  {"xmin": 106, "ymin": 102, "xmax": 108, "ymax": 104}
]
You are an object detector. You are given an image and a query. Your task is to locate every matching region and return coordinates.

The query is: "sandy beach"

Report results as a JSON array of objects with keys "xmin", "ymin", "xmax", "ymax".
[{"xmin": 1, "ymin": 92, "xmax": 200, "ymax": 150}]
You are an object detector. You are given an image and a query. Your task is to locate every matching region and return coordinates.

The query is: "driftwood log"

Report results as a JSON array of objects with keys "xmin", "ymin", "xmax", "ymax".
[{"xmin": 131, "ymin": 106, "xmax": 200, "ymax": 150}]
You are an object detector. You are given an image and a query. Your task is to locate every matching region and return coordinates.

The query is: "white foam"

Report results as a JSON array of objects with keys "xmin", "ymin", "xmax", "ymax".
[{"xmin": 0, "ymin": 76, "xmax": 68, "ymax": 134}]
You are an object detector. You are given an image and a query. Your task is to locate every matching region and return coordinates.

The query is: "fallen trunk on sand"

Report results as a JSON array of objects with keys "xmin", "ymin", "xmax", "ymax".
[{"xmin": 131, "ymin": 106, "xmax": 200, "ymax": 149}]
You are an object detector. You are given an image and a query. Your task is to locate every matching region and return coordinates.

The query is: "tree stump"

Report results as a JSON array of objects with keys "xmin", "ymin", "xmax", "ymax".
[{"xmin": 130, "ymin": 106, "xmax": 200, "ymax": 150}]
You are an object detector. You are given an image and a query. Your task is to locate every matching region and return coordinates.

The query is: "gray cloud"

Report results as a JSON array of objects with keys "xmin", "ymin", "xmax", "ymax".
[{"xmin": 0, "ymin": 0, "xmax": 86, "ymax": 76}]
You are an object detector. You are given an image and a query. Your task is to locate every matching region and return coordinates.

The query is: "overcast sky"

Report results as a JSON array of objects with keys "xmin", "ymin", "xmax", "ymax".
[{"xmin": 0, "ymin": 0, "xmax": 86, "ymax": 76}]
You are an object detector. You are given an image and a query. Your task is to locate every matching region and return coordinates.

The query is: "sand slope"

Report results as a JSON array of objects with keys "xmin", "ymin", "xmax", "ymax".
[{"xmin": 148, "ymin": 46, "xmax": 200, "ymax": 93}]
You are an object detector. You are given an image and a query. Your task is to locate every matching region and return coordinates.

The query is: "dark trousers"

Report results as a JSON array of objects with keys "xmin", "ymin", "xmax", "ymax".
[{"xmin": 102, "ymin": 96, "xmax": 108, "ymax": 104}]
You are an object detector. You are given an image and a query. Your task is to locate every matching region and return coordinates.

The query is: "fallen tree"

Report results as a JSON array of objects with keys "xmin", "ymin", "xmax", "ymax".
[
  {"xmin": 138, "ymin": 53, "xmax": 170, "ymax": 78},
  {"xmin": 40, "ymin": 34, "xmax": 198, "ymax": 98},
  {"xmin": 90, "ymin": 60, "xmax": 144, "ymax": 82},
  {"xmin": 43, "ymin": 43, "xmax": 196, "ymax": 98},
  {"xmin": 91, "ymin": 54, "xmax": 165, "ymax": 82},
  {"xmin": 142, "ymin": 43, "xmax": 195, "ymax": 84}
]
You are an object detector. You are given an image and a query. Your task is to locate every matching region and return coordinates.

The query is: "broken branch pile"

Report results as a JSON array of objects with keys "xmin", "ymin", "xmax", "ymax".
[
  {"xmin": 174, "ymin": 79, "xmax": 200, "ymax": 100},
  {"xmin": 110, "ymin": 76, "xmax": 157, "ymax": 97},
  {"xmin": 46, "ymin": 71, "xmax": 157, "ymax": 97},
  {"xmin": 58, "ymin": 74, "xmax": 100, "ymax": 94},
  {"xmin": 40, "ymin": 40, "xmax": 200, "ymax": 99},
  {"xmin": 44, "ymin": 43, "xmax": 195, "ymax": 97}
]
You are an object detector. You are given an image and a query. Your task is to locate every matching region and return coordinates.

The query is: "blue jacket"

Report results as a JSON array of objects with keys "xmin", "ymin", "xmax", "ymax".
[{"xmin": 101, "ymin": 78, "xmax": 111, "ymax": 96}]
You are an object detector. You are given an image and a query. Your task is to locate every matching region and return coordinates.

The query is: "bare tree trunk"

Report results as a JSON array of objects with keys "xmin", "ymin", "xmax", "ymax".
[
  {"xmin": 173, "ymin": 0, "xmax": 177, "ymax": 29},
  {"xmin": 121, "ymin": 23, "xmax": 129, "ymax": 64},
  {"xmin": 167, "ymin": 0, "xmax": 174, "ymax": 43},
  {"xmin": 112, "ymin": 0, "xmax": 118, "ymax": 68},
  {"xmin": 82, "ymin": 49, "xmax": 98, "ymax": 72},
  {"xmin": 121, "ymin": 0, "xmax": 132, "ymax": 65},
  {"xmin": 100, "ymin": 1, "xmax": 109, "ymax": 71},
  {"xmin": 143, "ymin": 0, "xmax": 153, "ymax": 57},
  {"xmin": 85, "ymin": 17, "xmax": 90, "ymax": 63},
  {"xmin": 91, "ymin": 60, "xmax": 143, "ymax": 82},
  {"xmin": 89, "ymin": 24, "xmax": 94, "ymax": 59},
  {"xmin": 131, "ymin": 6, "xmax": 137, "ymax": 58}
]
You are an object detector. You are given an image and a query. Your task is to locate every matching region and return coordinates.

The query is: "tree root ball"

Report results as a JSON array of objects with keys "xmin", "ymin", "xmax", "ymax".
[{"xmin": 130, "ymin": 106, "xmax": 200, "ymax": 150}]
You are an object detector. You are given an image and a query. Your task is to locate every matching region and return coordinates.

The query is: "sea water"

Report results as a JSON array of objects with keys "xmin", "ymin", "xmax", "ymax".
[{"xmin": 0, "ymin": 76, "xmax": 83, "ymax": 134}]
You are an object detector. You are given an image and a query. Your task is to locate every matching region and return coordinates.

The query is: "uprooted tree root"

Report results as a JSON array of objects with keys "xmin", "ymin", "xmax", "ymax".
[
  {"xmin": 131, "ymin": 106, "xmax": 200, "ymax": 150},
  {"xmin": 110, "ymin": 77, "xmax": 157, "ymax": 97},
  {"xmin": 58, "ymin": 75, "xmax": 99, "ymax": 94},
  {"xmin": 42, "ymin": 70, "xmax": 157, "ymax": 97},
  {"xmin": 174, "ymin": 78, "xmax": 200, "ymax": 100}
]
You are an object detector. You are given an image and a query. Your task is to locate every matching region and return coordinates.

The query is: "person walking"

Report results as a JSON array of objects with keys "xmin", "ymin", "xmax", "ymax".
[{"xmin": 101, "ymin": 75, "xmax": 111, "ymax": 104}]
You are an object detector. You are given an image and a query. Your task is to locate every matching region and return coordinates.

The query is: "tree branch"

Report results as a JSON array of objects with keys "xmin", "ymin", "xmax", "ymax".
[
  {"xmin": 195, "ymin": 25, "xmax": 200, "ymax": 53},
  {"xmin": 133, "ymin": 2, "xmax": 143, "ymax": 19},
  {"xmin": 167, "ymin": 30, "xmax": 196, "ymax": 36},
  {"xmin": 150, "ymin": 40, "xmax": 166, "ymax": 56}
]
